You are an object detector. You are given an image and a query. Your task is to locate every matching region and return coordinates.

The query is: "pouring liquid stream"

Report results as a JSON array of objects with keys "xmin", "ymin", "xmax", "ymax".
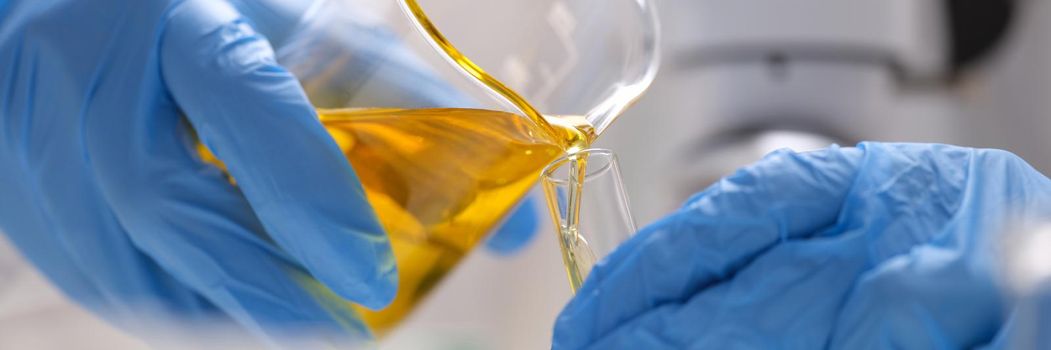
[
  {"xmin": 402, "ymin": 0, "xmax": 601, "ymax": 294},
  {"xmin": 200, "ymin": 0, "xmax": 605, "ymax": 337}
]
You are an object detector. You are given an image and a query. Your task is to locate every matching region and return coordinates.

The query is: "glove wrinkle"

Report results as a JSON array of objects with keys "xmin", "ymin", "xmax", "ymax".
[{"xmin": 554, "ymin": 143, "xmax": 1049, "ymax": 350}]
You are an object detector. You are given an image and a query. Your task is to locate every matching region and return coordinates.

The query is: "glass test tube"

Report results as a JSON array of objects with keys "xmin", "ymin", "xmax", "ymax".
[{"xmin": 541, "ymin": 148, "xmax": 637, "ymax": 293}]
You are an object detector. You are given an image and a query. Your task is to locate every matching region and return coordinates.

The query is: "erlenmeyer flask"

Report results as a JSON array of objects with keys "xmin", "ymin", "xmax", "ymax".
[{"xmin": 199, "ymin": 0, "xmax": 658, "ymax": 336}]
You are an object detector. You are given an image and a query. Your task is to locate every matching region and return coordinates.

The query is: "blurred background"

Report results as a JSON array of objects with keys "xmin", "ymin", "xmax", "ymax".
[{"xmin": 2, "ymin": 0, "xmax": 1047, "ymax": 348}]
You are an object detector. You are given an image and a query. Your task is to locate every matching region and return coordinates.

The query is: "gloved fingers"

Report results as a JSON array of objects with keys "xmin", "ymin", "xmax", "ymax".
[
  {"xmin": 0, "ymin": 22, "xmax": 119, "ymax": 315},
  {"xmin": 159, "ymin": 0, "xmax": 395, "ymax": 308},
  {"xmin": 77, "ymin": 62, "xmax": 369, "ymax": 341},
  {"xmin": 0, "ymin": 59, "xmax": 115, "ymax": 313},
  {"xmin": 827, "ymin": 145, "xmax": 1051, "ymax": 349},
  {"xmin": 485, "ymin": 194, "xmax": 540, "ymax": 255},
  {"xmin": 975, "ymin": 310, "xmax": 1019, "ymax": 350},
  {"xmin": 554, "ymin": 143, "xmax": 1037, "ymax": 348},
  {"xmin": 828, "ymin": 143, "xmax": 977, "ymax": 264},
  {"xmin": 980, "ymin": 285, "xmax": 1051, "ymax": 350},
  {"xmin": 553, "ymin": 146, "xmax": 864, "ymax": 348},
  {"xmin": 0, "ymin": 171, "xmax": 110, "ymax": 313},
  {"xmin": 25, "ymin": 133, "xmax": 225, "ymax": 324},
  {"xmin": 1, "ymin": 60, "xmax": 215, "ymax": 323},
  {"xmin": 86, "ymin": 110, "xmax": 372, "ymax": 341},
  {"xmin": 26, "ymin": 177, "xmax": 219, "ymax": 323},
  {"xmin": 557, "ymin": 236, "xmax": 870, "ymax": 349},
  {"xmin": 116, "ymin": 163, "xmax": 372, "ymax": 343},
  {"xmin": 580, "ymin": 304, "xmax": 682, "ymax": 350},
  {"xmin": 829, "ymin": 246, "xmax": 1003, "ymax": 349}
]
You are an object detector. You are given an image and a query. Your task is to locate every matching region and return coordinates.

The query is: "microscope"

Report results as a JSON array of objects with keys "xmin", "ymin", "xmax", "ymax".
[{"xmin": 609, "ymin": 0, "xmax": 1019, "ymax": 221}]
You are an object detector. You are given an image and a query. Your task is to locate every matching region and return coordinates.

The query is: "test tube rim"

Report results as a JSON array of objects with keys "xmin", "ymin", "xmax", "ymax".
[{"xmin": 541, "ymin": 148, "xmax": 619, "ymax": 185}]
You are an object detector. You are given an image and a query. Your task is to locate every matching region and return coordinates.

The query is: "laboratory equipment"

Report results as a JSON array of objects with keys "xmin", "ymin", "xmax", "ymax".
[
  {"xmin": 198, "ymin": 107, "xmax": 569, "ymax": 333},
  {"xmin": 201, "ymin": 0, "xmax": 661, "ymax": 336},
  {"xmin": 402, "ymin": 0, "xmax": 660, "ymax": 139},
  {"xmin": 541, "ymin": 149, "xmax": 636, "ymax": 292},
  {"xmin": 611, "ymin": 0, "xmax": 1023, "ymax": 225},
  {"xmin": 404, "ymin": 0, "xmax": 657, "ymax": 296}
]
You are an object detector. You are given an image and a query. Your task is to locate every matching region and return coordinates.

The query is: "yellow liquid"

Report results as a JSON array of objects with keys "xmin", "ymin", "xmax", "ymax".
[
  {"xmin": 545, "ymin": 151, "xmax": 594, "ymax": 293},
  {"xmin": 558, "ymin": 225, "xmax": 596, "ymax": 292},
  {"xmin": 201, "ymin": 0, "xmax": 612, "ymax": 335},
  {"xmin": 401, "ymin": 0, "xmax": 599, "ymax": 296},
  {"xmin": 401, "ymin": 0, "xmax": 554, "ymax": 143},
  {"xmin": 205, "ymin": 0, "xmax": 601, "ymax": 331},
  {"xmin": 200, "ymin": 107, "xmax": 593, "ymax": 335}
]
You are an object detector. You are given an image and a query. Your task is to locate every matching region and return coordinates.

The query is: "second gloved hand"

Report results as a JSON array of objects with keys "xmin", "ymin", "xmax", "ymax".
[{"xmin": 553, "ymin": 142, "xmax": 1051, "ymax": 349}]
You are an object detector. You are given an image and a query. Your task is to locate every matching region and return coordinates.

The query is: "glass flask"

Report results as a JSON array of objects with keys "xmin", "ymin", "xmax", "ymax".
[{"xmin": 201, "ymin": 0, "xmax": 659, "ymax": 336}]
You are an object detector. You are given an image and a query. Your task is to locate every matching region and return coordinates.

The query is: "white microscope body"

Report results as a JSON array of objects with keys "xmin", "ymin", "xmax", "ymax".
[{"xmin": 607, "ymin": 0, "xmax": 1020, "ymax": 221}]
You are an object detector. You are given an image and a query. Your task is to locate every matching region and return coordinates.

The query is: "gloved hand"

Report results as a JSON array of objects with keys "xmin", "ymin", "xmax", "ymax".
[
  {"xmin": 0, "ymin": 0, "xmax": 535, "ymax": 345},
  {"xmin": 553, "ymin": 142, "xmax": 1051, "ymax": 349}
]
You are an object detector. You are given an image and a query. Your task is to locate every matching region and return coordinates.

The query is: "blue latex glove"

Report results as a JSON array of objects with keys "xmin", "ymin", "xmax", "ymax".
[
  {"xmin": 553, "ymin": 142, "xmax": 1051, "ymax": 349},
  {"xmin": 0, "ymin": 0, "xmax": 536, "ymax": 345}
]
